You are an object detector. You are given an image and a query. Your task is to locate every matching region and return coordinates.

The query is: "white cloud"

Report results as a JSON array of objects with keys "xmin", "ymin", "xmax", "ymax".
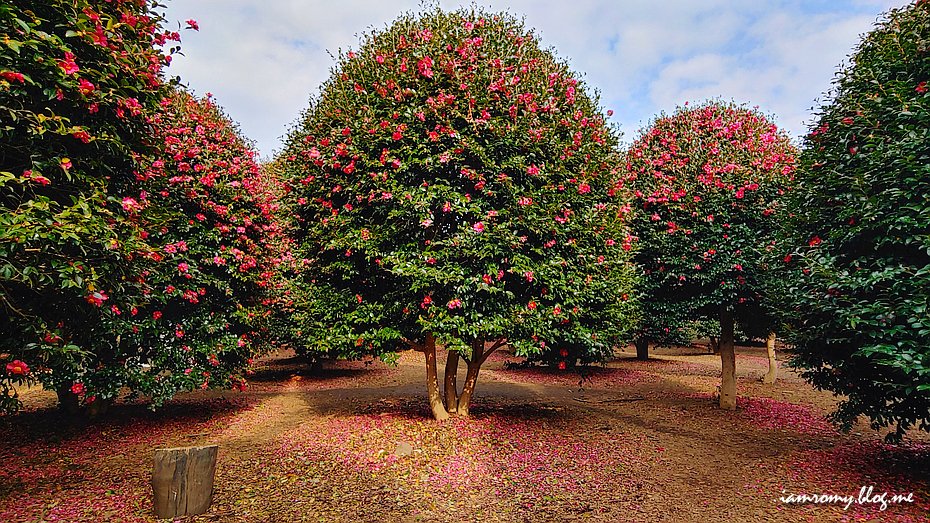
[{"xmin": 160, "ymin": 0, "xmax": 909, "ymax": 155}]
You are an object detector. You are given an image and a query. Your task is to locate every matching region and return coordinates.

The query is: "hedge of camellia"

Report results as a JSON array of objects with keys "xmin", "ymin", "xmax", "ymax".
[
  {"xmin": 280, "ymin": 6, "xmax": 636, "ymax": 419},
  {"xmin": 786, "ymin": 1, "xmax": 930, "ymax": 442},
  {"xmin": 625, "ymin": 101, "xmax": 796, "ymax": 410}
]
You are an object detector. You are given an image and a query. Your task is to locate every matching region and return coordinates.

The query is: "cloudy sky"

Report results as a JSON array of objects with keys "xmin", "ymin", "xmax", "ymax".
[{"xmin": 158, "ymin": 0, "xmax": 908, "ymax": 157}]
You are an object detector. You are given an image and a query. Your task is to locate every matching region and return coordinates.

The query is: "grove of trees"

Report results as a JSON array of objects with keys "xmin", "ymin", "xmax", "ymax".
[{"xmin": 0, "ymin": 0, "xmax": 927, "ymax": 442}]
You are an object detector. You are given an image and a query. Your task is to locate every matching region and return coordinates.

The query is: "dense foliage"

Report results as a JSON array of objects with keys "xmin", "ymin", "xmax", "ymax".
[
  {"xmin": 786, "ymin": 1, "xmax": 930, "ymax": 441},
  {"xmin": 0, "ymin": 1, "xmax": 273, "ymax": 415},
  {"xmin": 0, "ymin": 0, "xmax": 176, "ymax": 413},
  {"xmin": 280, "ymin": 6, "xmax": 636, "ymax": 418},
  {"xmin": 625, "ymin": 101, "xmax": 796, "ymax": 407}
]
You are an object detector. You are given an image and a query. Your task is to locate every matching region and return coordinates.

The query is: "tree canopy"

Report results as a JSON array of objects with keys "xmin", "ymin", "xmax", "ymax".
[{"xmin": 279, "ymin": 6, "xmax": 636, "ymax": 418}]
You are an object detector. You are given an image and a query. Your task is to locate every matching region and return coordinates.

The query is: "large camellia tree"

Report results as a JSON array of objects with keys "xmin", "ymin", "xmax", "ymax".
[
  {"xmin": 0, "ymin": 0, "xmax": 178, "ymax": 413},
  {"xmin": 786, "ymin": 1, "xmax": 930, "ymax": 442},
  {"xmin": 280, "ymin": 7, "xmax": 636, "ymax": 419},
  {"xmin": 626, "ymin": 101, "xmax": 796, "ymax": 410},
  {"xmin": 0, "ymin": 0, "xmax": 276, "ymax": 416}
]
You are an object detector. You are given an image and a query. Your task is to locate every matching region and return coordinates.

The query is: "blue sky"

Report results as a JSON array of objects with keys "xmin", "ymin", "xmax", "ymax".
[{"xmin": 159, "ymin": 0, "xmax": 908, "ymax": 157}]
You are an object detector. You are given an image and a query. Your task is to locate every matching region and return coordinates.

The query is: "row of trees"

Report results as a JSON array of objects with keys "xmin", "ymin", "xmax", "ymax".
[
  {"xmin": 1, "ymin": 1, "xmax": 927, "ymax": 442},
  {"xmin": 274, "ymin": 3, "xmax": 930, "ymax": 441}
]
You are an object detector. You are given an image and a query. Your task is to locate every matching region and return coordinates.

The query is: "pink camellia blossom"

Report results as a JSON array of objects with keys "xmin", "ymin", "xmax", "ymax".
[
  {"xmin": 70, "ymin": 382, "xmax": 84, "ymax": 395},
  {"xmin": 472, "ymin": 222, "xmax": 485, "ymax": 233},
  {"xmin": 178, "ymin": 262, "xmax": 189, "ymax": 272},
  {"xmin": 447, "ymin": 299, "xmax": 462, "ymax": 309},
  {"xmin": 86, "ymin": 291, "xmax": 108, "ymax": 306},
  {"xmin": 524, "ymin": 271, "xmax": 534, "ymax": 281},
  {"xmin": 153, "ymin": 311, "xmax": 162, "ymax": 319},
  {"xmin": 72, "ymin": 130, "xmax": 91, "ymax": 143},
  {"xmin": 175, "ymin": 329, "xmax": 184, "ymax": 338},
  {"xmin": 121, "ymin": 197, "xmax": 141, "ymax": 212},
  {"xmin": 185, "ymin": 19, "xmax": 199, "ymax": 31},
  {"xmin": 60, "ymin": 158, "xmax": 72, "ymax": 171},
  {"xmin": 421, "ymin": 296, "xmax": 433, "ymax": 308},
  {"xmin": 417, "ymin": 56, "xmax": 433, "ymax": 78},
  {"xmin": 577, "ymin": 183, "xmax": 591, "ymax": 194},
  {"xmin": 527, "ymin": 301, "xmax": 537, "ymax": 310},
  {"xmin": 443, "ymin": 202, "xmax": 452, "ymax": 212},
  {"xmin": 917, "ymin": 81, "xmax": 927, "ymax": 93},
  {"xmin": 558, "ymin": 361, "xmax": 566, "ymax": 370},
  {"xmin": 59, "ymin": 52, "xmax": 79, "ymax": 75},
  {"xmin": 553, "ymin": 305, "xmax": 562, "ymax": 315},
  {"xmin": 527, "ymin": 165, "xmax": 540, "ymax": 175},
  {"xmin": 518, "ymin": 197, "xmax": 532, "ymax": 206},
  {"xmin": 482, "ymin": 274, "xmax": 492, "ymax": 284},
  {"xmin": 78, "ymin": 79, "xmax": 95, "ymax": 96},
  {"xmin": 6, "ymin": 360, "xmax": 29, "ymax": 375},
  {"xmin": 1, "ymin": 72, "xmax": 25, "ymax": 83}
]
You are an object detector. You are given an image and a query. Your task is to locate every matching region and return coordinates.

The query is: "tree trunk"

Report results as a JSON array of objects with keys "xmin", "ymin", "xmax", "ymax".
[
  {"xmin": 152, "ymin": 445, "xmax": 218, "ymax": 518},
  {"xmin": 422, "ymin": 335, "xmax": 449, "ymax": 421},
  {"xmin": 634, "ymin": 337, "xmax": 649, "ymax": 360},
  {"xmin": 709, "ymin": 336, "xmax": 719, "ymax": 354},
  {"xmin": 762, "ymin": 332, "xmax": 777, "ymax": 384},
  {"xmin": 456, "ymin": 338, "xmax": 504, "ymax": 417},
  {"xmin": 443, "ymin": 350, "xmax": 460, "ymax": 415},
  {"xmin": 718, "ymin": 307, "xmax": 737, "ymax": 410}
]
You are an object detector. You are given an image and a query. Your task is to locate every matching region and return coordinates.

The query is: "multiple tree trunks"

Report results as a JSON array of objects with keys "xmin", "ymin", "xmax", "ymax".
[
  {"xmin": 152, "ymin": 445, "xmax": 218, "ymax": 519},
  {"xmin": 418, "ymin": 334, "xmax": 505, "ymax": 420}
]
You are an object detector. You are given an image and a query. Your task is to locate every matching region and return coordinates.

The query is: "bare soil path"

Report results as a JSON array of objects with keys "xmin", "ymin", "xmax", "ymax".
[{"xmin": 1, "ymin": 345, "xmax": 928, "ymax": 522}]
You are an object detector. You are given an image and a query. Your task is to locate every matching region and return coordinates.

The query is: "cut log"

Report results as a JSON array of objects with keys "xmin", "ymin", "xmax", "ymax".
[{"xmin": 152, "ymin": 445, "xmax": 218, "ymax": 519}]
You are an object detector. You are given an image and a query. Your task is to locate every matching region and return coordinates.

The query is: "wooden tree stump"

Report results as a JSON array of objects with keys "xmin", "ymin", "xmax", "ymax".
[{"xmin": 152, "ymin": 445, "xmax": 218, "ymax": 519}]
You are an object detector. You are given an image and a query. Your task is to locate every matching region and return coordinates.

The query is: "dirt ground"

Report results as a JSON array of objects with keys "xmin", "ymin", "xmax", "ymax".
[{"xmin": 1, "ymin": 344, "xmax": 928, "ymax": 522}]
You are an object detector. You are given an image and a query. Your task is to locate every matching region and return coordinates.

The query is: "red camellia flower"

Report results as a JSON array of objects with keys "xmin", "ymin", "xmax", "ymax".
[
  {"xmin": 1, "ymin": 71, "xmax": 25, "ymax": 83},
  {"xmin": 917, "ymin": 81, "xmax": 927, "ymax": 93},
  {"xmin": 472, "ymin": 222, "xmax": 485, "ymax": 233},
  {"xmin": 809, "ymin": 236, "xmax": 822, "ymax": 246},
  {"xmin": 78, "ymin": 79, "xmax": 95, "ymax": 96},
  {"xmin": 558, "ymin": 361, "xmax": 566, "ymax": 370},
  {"xmin": 86, "ymin": 291, "xmax": 108, "ymax": 306},
  {"xmin": 6, "ymin": 360, "xmax": 29, "ymax": 375},
  {"xmin": 560, "ymin": 348, "xmax": 569, "ymax": 358},
  {"xmin": 58, "ymin": 52, "xmax": 79, "ymax": 75}
]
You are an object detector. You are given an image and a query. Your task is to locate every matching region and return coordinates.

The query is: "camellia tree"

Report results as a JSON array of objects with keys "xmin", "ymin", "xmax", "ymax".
[
  {"xmin": 785, "ymin": 1, "xmax": 930, "ymax": 442},
  {"xmin": 0, "ymin": 0, "xmax": 180, "ymax": 413},
  {"xmin": 0, "ymin": 0, "xmax": 274, "ymax": 416},
  {"xmin": 280, "ymin": 6, "xmax": 637, "ymax": 420},
  {"xmin": 625, "ymin": 101, "xmax": 796, "ymax": 410},
  {"xmin": 55, "ymin": 88, "xmax": 280, "ymax": 412}
]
